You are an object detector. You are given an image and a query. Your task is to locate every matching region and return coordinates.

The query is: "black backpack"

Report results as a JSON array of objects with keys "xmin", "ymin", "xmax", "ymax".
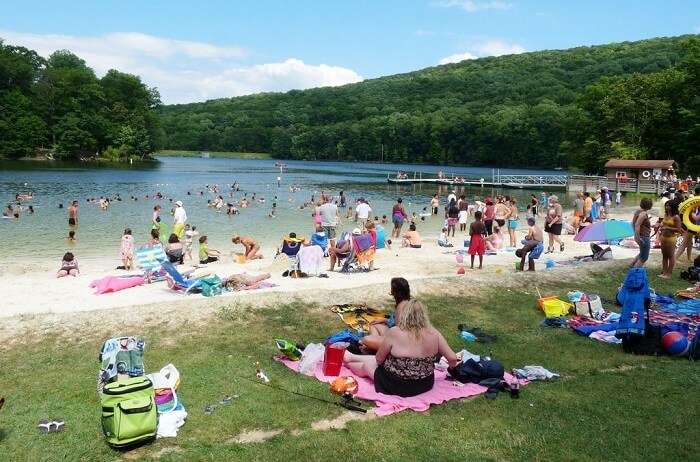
[
  {"xmin": 689, "ymin": 327, "xmax": 700, "ymax": 361},
  {"xmin": 448, "ymin": 359, "xmax": 505, "ymax": 384}
]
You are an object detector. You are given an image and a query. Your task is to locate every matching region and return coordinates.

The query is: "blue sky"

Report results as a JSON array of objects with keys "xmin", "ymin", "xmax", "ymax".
[{"xmin": 2, "ymin": 0, "xmax": 698, "ymax": 103}]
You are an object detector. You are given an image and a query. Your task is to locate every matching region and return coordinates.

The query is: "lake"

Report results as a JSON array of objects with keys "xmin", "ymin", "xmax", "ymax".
[{"xmin": 1, "ymin": 156, "xmax": 573, "ymax": 263}]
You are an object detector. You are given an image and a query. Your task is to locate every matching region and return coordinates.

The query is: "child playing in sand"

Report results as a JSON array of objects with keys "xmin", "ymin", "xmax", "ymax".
[
  {"xmin": 515, "ymin": 217, "xmax": 544, "ymax": 271},
  {"xmin": 57, "ymin": 252, "xmax": 79, "ymax": 277},
  {"xmin": 468, "ymin": 211, "xmax": 487, "ymax": 269},
  {"xmin": 184, "ymin": 224, "xmax": 199, "ymax": 260},
  {"xmin": 231, "ymin": 235, "xmax": 263, "ymax": 260},
  {"xmin": 402, "ymin": 223, "xmax": 422, "ymax": 248},
  {"xmin": 438, "ymin": 227, "xmax": 453, "ymax": 247},
  {"xmin": 199, "ymin": 235, "xmax": 221, "ymax": 264},
  {"xmin": 120, "ymin": 228, "xmax": 135, "ymax": 270}
]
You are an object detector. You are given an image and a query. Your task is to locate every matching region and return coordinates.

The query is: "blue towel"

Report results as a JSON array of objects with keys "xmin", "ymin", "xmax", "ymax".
[
  {"xmin": 325, "ymin": 329, "xmax": 364, "ymax": 345},
  {"xmin": 616, "ymin": 268, "xmax": 650, "ymax": 336},
  {"xmin": 574, "ymin": 322, "xmax": 619, "ymax": 336}
]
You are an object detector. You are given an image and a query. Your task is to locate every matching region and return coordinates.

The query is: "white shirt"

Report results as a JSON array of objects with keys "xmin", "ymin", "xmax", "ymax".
[
  {"xmin": 173, "ymin": 206, "xmax": 187, "ymax": 224},
  {"xmin": 447, "ymin": 193, "xmax": 457, "ymax": 204},
  {"xmin": 356, "ymin": 202, "xmax": 372, "ymax": 220},
  {"xmin": 318, "ymin": 202, "xmax": 338, "ymax": 227}
]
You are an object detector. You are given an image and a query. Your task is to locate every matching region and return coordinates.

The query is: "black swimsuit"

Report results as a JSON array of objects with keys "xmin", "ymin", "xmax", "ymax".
[{"xmin": 374, "ymin": 354, "xmax": 435, "ymax": 397}]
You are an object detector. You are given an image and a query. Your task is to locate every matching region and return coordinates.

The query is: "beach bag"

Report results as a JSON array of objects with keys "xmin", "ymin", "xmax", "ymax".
[
  {"xmin": 98, "ymin": 337, "xmax": 145, "ymax": 391},
  {"xmin": 621, "ymin": 321, "xmax": 663, "ymax": 356},
  {"xmin": 448, "ymin": 359, "xmax": 504, "ymax": 384},
  {"xmin": 575, "ymin": 294, "xmax": 604, "ymax": 318},
  {"xmin": 101, "ymin": 377, "xmax": 157, "ymax": 448},
  {"xmin": 200, "ymin": 275, "xmax": 222, "ymax": 297},
  {"xmin": 689, "ymin": 327, "xmax": 700, "ymax": 360}
]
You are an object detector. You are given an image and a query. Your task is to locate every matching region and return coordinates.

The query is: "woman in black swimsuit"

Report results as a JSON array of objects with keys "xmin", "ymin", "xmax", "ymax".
[{"xmin": 344, "ymin": 297, "xmax": 459, "ymax": 397}]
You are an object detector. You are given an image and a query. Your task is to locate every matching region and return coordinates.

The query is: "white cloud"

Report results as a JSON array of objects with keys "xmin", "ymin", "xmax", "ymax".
[
  {"xmin": 438, "ymin": 39, "xmax": 525, "ymax": 65},
  {"xmin": 0, "ymin": 30, "xmax": 362, "ymax": 104},
  {"xmin": 438, "ymin": 51, "xmax": 478, "ymax": 64},
  {"xmin": 471, "ymin": 39, "xmax": 526, "ymax": 56},
  {"xmin": 432, "ymin": 0, "xmax": 512, "ymax": 13}
]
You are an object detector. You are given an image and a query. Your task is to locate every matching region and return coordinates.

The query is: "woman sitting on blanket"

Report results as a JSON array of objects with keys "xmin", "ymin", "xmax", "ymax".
[
  {"xmin": 344, "ymin": 297, "xmax": 459, "ymax": 397},
  {"xmin": 359, "ymin": 277, "xmax": 409, "ymax": 351}
]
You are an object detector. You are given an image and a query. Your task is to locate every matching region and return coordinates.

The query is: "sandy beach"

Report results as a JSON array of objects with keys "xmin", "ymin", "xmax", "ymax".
[{"xmin": 0, "ymin": 205, "xmax": 646, "ymax": 323}]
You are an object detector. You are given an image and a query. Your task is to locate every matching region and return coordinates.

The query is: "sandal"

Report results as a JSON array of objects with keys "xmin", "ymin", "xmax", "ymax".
[{"xmin": 560, "ymin": 243, "xmax": 565, "ymax": 252}]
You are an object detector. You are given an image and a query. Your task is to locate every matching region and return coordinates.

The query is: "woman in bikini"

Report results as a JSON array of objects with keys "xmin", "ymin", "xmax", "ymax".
[{"xmin": 343, "ymin": 298, "xmax": 459, "ymax": 397}]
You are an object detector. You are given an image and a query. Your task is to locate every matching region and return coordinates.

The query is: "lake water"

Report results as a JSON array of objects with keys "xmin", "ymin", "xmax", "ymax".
[{"xmin": 1, "ymin": 156, "xmax": 573, "ymax": 263}]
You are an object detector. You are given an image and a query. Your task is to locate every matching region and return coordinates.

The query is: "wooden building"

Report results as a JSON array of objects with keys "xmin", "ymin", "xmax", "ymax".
[
  {"xmin": 604, "ymin": 159, "xmax": 676, "ymax": 184},
  {"xmin": 567, "ymin": 159, "xmax": 676, "ymax": 193}
]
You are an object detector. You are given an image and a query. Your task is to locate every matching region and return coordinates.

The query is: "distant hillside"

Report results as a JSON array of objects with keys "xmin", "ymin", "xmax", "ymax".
[{"xmin": 159, "ymin": 35, "xmax": 699, "ymax": 171}]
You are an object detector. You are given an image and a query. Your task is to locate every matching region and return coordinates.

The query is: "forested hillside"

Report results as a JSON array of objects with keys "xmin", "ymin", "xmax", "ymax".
[
  {"xmin": 0, "ymin": 42, "xmax": 162, "ymax": 161},
  {"xmin": 159, "ymin": 35, "xmax": 700, "ymax": 172}
]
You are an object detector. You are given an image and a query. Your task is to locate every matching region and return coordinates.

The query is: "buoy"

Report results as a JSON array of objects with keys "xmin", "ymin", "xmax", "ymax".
[{"xmin": 679, "ymin": 197, "xmax": 700, "ymax": 234}]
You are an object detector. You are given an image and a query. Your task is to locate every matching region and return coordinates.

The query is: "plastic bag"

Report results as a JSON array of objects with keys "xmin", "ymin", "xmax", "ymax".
[{"xmin": 298, "ymin": 343, "xmax": 325, "ymax": 376}]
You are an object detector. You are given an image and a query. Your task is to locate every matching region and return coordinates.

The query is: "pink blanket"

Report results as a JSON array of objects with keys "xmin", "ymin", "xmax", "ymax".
[
  {"xmin": 90, "ymin": 275, "xmax": 145, "ymax": 294},
  {"xmin": 278, "ymin": 358, "xmax": 521, "ymax": 416}
]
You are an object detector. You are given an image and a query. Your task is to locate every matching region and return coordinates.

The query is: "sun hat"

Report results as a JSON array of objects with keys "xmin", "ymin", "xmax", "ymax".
[
  {"xmin": 175, "ymin": 200, "xmax": 183, "ymax": 207},
  {"xmin": 352, "ymin": 228, "xmax": 362, "ymax": 235}
]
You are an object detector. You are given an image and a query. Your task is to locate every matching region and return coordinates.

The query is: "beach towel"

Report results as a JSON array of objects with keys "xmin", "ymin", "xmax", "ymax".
[
  {"xmin": 297, "ymin": 245, "xmax": 325, "ymax": 275},
  {"xmin": 329, "ymin": 304, "xmax": 391, "ymax": 333},
  {"xmin": 136, "ymin": 244, "xmax": 168, "ymax": 278},
  {"xmin": 278, "ymin": 358, "xmax": 521, "ymax": 416},
  {"xmin": 90, "ymin": 275, "xmax": 145, "ymax": 294},
  {"xmin": 355, "ymin": 247, "xmax": 376, "ymax": 266},
  {"xmin": 616, "ymin": 268, "xmax": 650, "ymax": 336},
  {"xmin": 353, "ymin": 234, "xmax": 374, "ymax": 253}
]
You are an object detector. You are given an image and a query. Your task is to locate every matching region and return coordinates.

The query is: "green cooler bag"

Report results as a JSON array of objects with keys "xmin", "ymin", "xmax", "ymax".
[{"xmin": 101, "ymin": 377, "xmax": 157, "ymax": 448}]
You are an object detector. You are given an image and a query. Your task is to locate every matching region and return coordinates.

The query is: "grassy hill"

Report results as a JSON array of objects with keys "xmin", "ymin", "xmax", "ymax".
[{"xmin": 159, "ymin": 35, "xmax": 698, "ymax": 169}]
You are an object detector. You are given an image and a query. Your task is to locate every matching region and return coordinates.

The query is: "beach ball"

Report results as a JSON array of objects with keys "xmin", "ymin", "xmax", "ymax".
[
  {"xmin": 662, "ymin": 332, "xmax": 690, "ymax": 356},
  {"xmin": 457, "ymin": 267, "xmax": 465, "ymax": 275}
]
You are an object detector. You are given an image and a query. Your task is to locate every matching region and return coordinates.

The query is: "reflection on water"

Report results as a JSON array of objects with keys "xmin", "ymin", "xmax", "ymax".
[{"xmin": 0, "ymin": 157, "xmax": 588, "ymax": 262}]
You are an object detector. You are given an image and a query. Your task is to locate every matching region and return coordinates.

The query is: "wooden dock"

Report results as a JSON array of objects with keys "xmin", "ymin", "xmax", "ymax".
[{"xmin": 387, "ymin": 172, "xmax": 568, "ymax": 189}]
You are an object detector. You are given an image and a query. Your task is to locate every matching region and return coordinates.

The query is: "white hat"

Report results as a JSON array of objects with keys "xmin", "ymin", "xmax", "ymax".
[
  {"xmin": 352, "ymin": 228, "xmax": 362, "ymax": 235},
  {"xmin": 175, "ymin": 201, "xmax": 183, "ymax": 207}
]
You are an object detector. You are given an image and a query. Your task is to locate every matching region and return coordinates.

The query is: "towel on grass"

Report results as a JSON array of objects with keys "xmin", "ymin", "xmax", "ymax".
[{"xmin": 278, "ymin": 358, "xmax": 522, "ymax": 416}]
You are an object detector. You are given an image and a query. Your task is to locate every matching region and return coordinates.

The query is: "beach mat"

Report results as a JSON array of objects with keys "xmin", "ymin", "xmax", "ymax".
[
  {"xmin": 328, "ymin": 304, "xmax": 390, "ymax": 333},
  {"xmin": 277, "ymin": 358, "xmax": 522, "ymax": 416}
]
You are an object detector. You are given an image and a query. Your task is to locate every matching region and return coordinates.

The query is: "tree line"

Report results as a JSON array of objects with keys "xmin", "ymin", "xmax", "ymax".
[
  {"xmin": 0, "ymin": 41, "xmax": 163, "ymax": 161},
  {"xmin": 159, "ymin": 35, "xmax": 700, "ymax": 173}
]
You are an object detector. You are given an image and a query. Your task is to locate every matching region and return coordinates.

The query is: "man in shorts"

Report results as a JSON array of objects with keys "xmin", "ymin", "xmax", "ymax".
[
  {"xmin": 68, "ymin": 201, "xmax": 79, "ymax": 226},
  {"xmin": 318, "ymin": 197, "xmax": 339, "ymax": 244}
]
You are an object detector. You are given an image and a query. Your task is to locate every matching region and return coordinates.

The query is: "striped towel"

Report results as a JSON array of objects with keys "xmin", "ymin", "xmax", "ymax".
[{"xmin": 136, "ymin": 244, "xmax": 167, "ymax": 272}]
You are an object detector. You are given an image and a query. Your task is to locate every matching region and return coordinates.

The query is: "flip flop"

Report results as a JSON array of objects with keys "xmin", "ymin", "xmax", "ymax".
[
  {"xmin": 37, "ymin": 420, "xmax": 51, "ymax": 434},
  {"xmin": 0, "ymin": 397, "xmax": 4, "ymax": 411},
  {"xmin": 204, "ymin": 405, "xmax": 217, "ymax": 415}
]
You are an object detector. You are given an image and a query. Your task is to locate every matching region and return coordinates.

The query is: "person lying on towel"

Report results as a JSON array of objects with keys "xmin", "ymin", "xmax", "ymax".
[{"xmin": 343, "ymin": 297, "xmax": 459, "ymax": 397}]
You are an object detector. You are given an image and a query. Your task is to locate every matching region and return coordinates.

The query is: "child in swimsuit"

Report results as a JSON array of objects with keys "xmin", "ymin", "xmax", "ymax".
[
  {"xmin": 468, "ymin": 211, "xmax": 487, "ymax": 269},
  {"xmin": 120, "ymin": 228, "xmax": 135, "ymax": 270},
  {"xmin": 57, "ymin": 252, "xmax": 79, "ymax": 278}
]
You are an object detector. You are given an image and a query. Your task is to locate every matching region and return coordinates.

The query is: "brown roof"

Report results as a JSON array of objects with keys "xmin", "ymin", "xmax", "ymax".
[{"xmin": 604, "ymin": 159, "xmax": 676, "ymax": 169}]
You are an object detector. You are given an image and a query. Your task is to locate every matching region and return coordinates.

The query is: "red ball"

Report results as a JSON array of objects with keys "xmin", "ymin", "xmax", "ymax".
[{"xmin": 661, "ymin": 331, "xmax": 690, "ymax": 356}]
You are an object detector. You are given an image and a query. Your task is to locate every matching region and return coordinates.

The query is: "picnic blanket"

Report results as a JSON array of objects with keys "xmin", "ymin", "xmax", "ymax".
[
  {"xmin": 569, "ymin": 311, "xmax": 699, "ymax": 341},
  {"xmin": 654, "ymin": 295, "xmax": 700, "ymax": 316},
  {"xmin": 328, "ymin": 304, "xmax": 391, "ymax": 334},
  {"xmin": 278, "ymin": 358, "xmax": 521, "ymax": 416}
]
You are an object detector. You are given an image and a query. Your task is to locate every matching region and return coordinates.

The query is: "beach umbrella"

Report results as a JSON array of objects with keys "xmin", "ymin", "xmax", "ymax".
[{"xmin": 574, "ymin": 220, "xmax": 634, "ymax": 242}]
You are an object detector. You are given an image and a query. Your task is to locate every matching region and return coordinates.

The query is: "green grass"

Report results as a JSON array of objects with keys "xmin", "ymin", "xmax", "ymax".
[
  {"xmin": 1, "ymin": 265, "xmax": 699, "ymax": 461},
  {"xmin": 156, "ymin": 150, "xmax": 272, "ymax": 160}
]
